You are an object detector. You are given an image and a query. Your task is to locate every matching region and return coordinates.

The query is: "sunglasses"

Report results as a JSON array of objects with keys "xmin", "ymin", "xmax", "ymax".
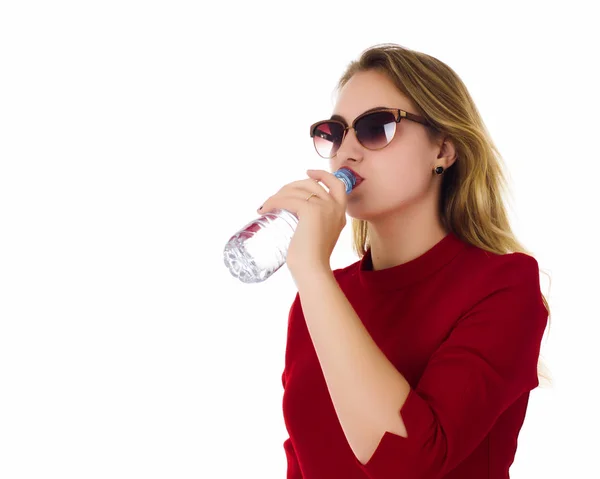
[{"xmin": 309, "ymin": 107, "xmax": 433, "ymax": 159}]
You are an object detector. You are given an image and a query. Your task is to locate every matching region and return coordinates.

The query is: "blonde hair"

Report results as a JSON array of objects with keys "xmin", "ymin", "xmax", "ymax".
[{"xmin": 335, "ymin": 43, "xmax": 552, "ymax": 387}]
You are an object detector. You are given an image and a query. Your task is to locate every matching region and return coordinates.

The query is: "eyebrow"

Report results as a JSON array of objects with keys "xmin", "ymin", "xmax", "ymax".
[{"xmin": 330, "ymin": 106, "xmax": 390, "ymax": 124}]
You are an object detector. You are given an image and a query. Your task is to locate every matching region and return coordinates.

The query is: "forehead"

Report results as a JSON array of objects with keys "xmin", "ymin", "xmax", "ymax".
[{"xmin": 331, "ymin": 70, "xmax": 413, "ymax": 123}]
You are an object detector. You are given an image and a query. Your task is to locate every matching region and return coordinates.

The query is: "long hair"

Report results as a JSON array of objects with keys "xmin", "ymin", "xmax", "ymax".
[{"xmin": 335, "ymin": 43, "xmax": 552, "ymax": 387}]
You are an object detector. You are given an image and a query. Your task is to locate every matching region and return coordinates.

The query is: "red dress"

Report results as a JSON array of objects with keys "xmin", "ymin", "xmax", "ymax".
[{"xmin": 282, "ymin": 232, "xmax": 548, "ymax": 478}]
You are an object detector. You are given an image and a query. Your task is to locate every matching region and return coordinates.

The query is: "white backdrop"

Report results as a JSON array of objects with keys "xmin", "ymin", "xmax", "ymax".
[{"xmin": 1, "ymin": 1, "xmax": 598, "ymax": 477}]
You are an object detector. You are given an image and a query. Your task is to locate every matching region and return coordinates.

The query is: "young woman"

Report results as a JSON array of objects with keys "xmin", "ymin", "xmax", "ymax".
[{"xmin": 257, "ymin": 43, "xmax": 551, "ymax": 479}]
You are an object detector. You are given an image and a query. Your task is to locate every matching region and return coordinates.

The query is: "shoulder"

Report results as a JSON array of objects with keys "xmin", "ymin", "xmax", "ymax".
[
  {"xmin": 457, "ymin": 248, "xmax": 547, "ymax": 322},
  {"xmin": 466, "ymin": 248, "xmax": 541, "ymax": 288},
  {"xmin": 439, "ymin": 244, "xmax": 547, "ymax": 325}
]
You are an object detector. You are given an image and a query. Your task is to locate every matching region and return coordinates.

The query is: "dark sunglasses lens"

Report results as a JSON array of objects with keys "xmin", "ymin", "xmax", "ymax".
[
  {"xmin": 313, "ymin": 122, "xmax": 344, "ymax": 158},
  {"xmin": 355, "ymin": 111, "xmax": 397, "ymax": 150}
]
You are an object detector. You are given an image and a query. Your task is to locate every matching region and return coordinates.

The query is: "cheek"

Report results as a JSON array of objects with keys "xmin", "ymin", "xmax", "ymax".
[
  {"xmin": 363, "ymin": 154, "xmax": 431, "ymax": 206},
  {"xmin": 380, "ymin": 150, "xmax": 428, "ymax": 189}
]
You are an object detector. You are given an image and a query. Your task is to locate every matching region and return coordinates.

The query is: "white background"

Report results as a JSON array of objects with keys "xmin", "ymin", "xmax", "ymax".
[{"xmin": 1, "ymin": 1, "xmax": 598, "ymax": 477}]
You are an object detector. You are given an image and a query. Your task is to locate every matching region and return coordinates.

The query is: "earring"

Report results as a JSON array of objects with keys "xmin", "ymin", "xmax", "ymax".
[{"xmin": 434, "ymin": 166, "xmax": 444, "ymax": 175}]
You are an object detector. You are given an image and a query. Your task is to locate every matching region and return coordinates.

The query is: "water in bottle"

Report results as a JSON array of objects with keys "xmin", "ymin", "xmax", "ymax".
[{"xmin": 223, "ymin": 168, "xmax": 357, "ymax": 283}]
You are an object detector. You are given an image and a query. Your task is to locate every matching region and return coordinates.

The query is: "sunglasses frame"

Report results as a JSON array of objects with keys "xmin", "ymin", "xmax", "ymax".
[{"xmin": 309, "ymin": 107, "xmax": 435, "ymax": 158}]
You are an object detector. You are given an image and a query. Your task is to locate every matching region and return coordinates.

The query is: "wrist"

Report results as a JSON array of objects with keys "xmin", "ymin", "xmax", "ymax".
[{"xmin": 290, "ymin": 262, "xmax": 332, "ymax": 284}]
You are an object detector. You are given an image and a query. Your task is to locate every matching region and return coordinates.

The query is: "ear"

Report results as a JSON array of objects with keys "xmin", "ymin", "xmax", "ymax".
[{"xmin": 437, "ymin": 136, "xmax": 458, "ymax": 169}]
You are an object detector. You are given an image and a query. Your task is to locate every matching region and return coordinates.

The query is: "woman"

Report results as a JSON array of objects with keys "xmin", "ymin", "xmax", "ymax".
[{"xmin": 257, "ymin": 43, "xmax": 551, "ymax": 479}]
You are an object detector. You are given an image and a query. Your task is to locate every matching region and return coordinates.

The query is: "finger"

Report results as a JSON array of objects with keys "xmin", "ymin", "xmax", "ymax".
[
  {"xmin": 257, "ymin": 194, "xmax": 318, "ymax": 216},
  {"xmin": 258, "ymin": 177, "xmax": 325, "ymax": 214},
  {"xmin": 306, "ymin": 169, "xmax": 347, "ymax": 205}
]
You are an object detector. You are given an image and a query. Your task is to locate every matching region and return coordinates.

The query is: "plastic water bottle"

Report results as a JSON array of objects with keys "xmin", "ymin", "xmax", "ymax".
[{"xmin": 223, "ymin": 168, "xmax": 357, "ymax": 283}]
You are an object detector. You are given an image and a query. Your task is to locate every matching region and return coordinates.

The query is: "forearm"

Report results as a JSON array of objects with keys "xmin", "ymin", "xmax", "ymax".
[{"xmin": 293, "ymin": 266, "xmax": 411, "ymax": 465}]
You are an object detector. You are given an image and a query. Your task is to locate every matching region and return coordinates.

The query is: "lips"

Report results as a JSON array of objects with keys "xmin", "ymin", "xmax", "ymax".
[{"xmin": 342, "ymin": 167, "xmax": 364, "ymax": 186}]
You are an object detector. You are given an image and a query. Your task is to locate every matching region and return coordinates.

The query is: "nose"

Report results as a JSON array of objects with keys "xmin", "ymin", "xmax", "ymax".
[{"xmin": 335, "ymin": 127, "xmax": 364, "ymax": 162}]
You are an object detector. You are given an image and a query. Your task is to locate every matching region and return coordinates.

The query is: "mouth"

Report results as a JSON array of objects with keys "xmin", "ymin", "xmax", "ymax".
[
  {"xmin": 351, "ymin": 177, "xmax": 364, "ymax": 190},
  {"xmin": 342, "ymin": 167, "xmax": 364, "ymax": 186}
]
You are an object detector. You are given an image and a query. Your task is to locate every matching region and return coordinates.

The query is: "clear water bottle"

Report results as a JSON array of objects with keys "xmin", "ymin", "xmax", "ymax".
[{"xmin": 223, "ymin": 168, "xmax": 357, "ymax": 283}]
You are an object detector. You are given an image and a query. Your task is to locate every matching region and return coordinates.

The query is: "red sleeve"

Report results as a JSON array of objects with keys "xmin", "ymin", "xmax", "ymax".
[
  {"xmin": 283, "ymin": 437, "xmax": 302, "ymax": 479},
  {"xmin": 282, "ymin": 369, "xmax": 303, "ymax": 478},
  {"xmin": 353, "ymin": 253, "xmax": 548, "ymax": 479}
]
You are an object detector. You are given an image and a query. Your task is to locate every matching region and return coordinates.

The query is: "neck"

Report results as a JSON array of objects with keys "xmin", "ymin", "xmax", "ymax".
[{"xmin": 366, "ymin": 190, "xmax": 448, "ymax": 271}]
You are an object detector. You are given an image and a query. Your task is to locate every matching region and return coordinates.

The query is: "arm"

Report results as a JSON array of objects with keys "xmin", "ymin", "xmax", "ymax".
[{"xmin": 293, "ymin": 266, "xmax": 411, "ymax": 465}]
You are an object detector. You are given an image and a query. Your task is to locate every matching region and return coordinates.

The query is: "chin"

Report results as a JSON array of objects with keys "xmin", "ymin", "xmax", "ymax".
[{"xmin": 345, "ymin": 205, "xmax": 372, "ymax": 222}]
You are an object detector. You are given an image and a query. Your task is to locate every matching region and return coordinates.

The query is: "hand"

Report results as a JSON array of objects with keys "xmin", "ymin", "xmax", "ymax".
[{"xmin": 257, "ymin": 169, "xmax": 348, "ymax": 277}]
